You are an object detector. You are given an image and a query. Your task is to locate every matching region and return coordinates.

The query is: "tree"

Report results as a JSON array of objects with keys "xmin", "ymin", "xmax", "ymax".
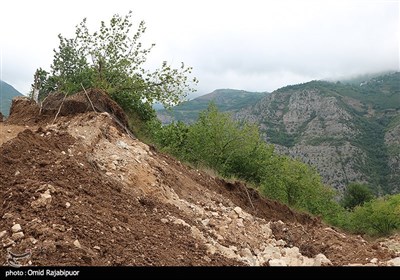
[
  {"xmin": 341, "ymin": 183, "xmax": 374, "ymax": 210},
  {"xmin": 33, "ymin": 11, "xmax": 198, "ymax": 119}
]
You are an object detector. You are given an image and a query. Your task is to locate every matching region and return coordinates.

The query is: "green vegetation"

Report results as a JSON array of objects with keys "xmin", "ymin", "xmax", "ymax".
[
  {"xmin": 0, "ymin": 80, "xmax": 23, "ymax": 116},
  {"xmin": 31, "ymin": 11, "xmax": 197, "ymax": 128},
  {"xmin": 350, "ymin": 195, "xmax": 400, "ymax": 236},
  {"xmin": 151, "ymin": 104, "xmax": 400, "ymax": 236},
  {"xmin": 153, "ymin": 104, "xmax": 344, "ymax": 226},
  {"xmin": 341, "ymin": 183, "xmax": 374, "ymax": 210}
]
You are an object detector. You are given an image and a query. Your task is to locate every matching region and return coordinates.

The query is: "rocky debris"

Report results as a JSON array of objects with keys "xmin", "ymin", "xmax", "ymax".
[
  {"xmin": 269, "ymin": 259, "xmax": 287, "ymax": 266},
  {"xmin": 313, "ymin": 253, "xmax": 332, "ymax": 266},
  {"xmin": 73, "ymin": 240, "xmax": 82, "ymax": 249},
  {"xmin": 31, "ymin": 190, "xmax": 52, "ymax": 209},
  {"xmin": 387, "ymin": 257, "xmax": 400, "ymax": 266},
  {"xmin": 2, "ymin": 213, "xmax": 13, "ymax": 219},
  {"xmin": 11, "ymin": 232, "xmax": 24, "ymax": 241},
  {"xmin": 65, "ymin": 202, "xmax": 71, "ymax": 209},
  {"xmin": 2, "ymin": 238, "xmax": 15, "ymax": 248},
  {"xmin": 11, "ymin": 224, "xmax": 22, "ymax": 233},
  {"xmin": 0, "ymin": 230, "xmax": 7, "ymax": 239}
]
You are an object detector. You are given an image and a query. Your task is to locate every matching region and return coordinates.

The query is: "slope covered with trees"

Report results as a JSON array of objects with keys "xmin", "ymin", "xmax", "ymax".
[{"xmin": 236, "ymin": 73, "xmax": 400, "ymax": 195}]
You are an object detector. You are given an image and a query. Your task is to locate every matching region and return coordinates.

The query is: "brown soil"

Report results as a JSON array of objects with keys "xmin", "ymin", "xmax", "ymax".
[{"xmin": 0, "ymin": 92, "xmax": 397, "ymax": 267}]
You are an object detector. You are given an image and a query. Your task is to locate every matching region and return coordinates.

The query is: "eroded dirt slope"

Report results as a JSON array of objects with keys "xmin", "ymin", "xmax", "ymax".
[{"xmin": 1, "ymin": 93, "xmax": 399, "ymax": 266}]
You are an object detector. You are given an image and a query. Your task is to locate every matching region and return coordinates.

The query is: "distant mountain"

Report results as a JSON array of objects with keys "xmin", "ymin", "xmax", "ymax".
[
  {"xmin": 157, "ymin": 89, "xmax": 267, "ymax": 124},
  {"xmin": 236, "ymin": 72, "xmax": 400, "ymax": 194},
  {"xmin": 0, "ymin": 80, "xmax": 23, "ymax": 116}
]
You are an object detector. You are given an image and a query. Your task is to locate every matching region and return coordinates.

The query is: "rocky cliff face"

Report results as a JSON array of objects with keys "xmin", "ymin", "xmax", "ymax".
[
  {"xmin": 237, "ymin": 73, "xmax": 400, "ymax": 194},
  {"xmin": 385, "ymin": 118, "xmax": 400, "ymax": 193}
]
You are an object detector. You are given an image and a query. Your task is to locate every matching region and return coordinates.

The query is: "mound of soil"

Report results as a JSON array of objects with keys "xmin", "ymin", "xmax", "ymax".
[
  {"xmin": 0, "ymin": 128, "xmax": 238, "ymax": 266},
  {"xmin": 6, "ymin": 97, "xmax": 41, "ymax": 125},
  {"xmin": 7, "ymin": 89, "xmax": 128, "ymax": 129}
]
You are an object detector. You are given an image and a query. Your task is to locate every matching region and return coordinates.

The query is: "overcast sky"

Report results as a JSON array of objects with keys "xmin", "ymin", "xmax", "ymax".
[{"xmin": 0, "ymin": 0, "xmax": 398, "ymax": 97}]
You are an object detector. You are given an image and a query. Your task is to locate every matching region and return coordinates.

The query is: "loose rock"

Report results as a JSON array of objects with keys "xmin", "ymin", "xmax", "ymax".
[
  {"xmin": 387, "ymin": 257, "xmax": 400, "ymax": 266},
  {"xmin": 11, "ymin": 232, "xmax": 24, "ymax": 241},
  {"xmin": 2, "ymin": 238, "xmax": 15, "ymax": 248},
  {"xmin": 269, "ymin": 259, "xmax": 287, "ymax": 266},
  {"xmin": 11, "ymin": 224, "xmax": 22, "ymax": 233},
  {"xmin": 314, "ymin": 253, "xmax": 332, "ymax": 266},
  {"xmin": 73, "ymin": 240, "xmax": 82, "ymax": 249},
  {"xmin": 0, "ymin": 230, "xmax": 7, "ymax": 239}
]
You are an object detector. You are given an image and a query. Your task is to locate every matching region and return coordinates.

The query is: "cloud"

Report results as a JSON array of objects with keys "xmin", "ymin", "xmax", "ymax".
[{"xmin": 0, "ymin": 0, "xmax": 398, "ymax": 95}]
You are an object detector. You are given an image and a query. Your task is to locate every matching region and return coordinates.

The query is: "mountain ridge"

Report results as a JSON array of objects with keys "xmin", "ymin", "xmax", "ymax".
[
  {"xmin": 157, "ymin": 89, "xmax": 267, "ymax": 124},
  {"xmin": 236, "ymin": 72, "xmax": 400, "ymax": 193},
  {"xmin": 0, "ymin": 80, "xmax": 23, "ymax": 117}
]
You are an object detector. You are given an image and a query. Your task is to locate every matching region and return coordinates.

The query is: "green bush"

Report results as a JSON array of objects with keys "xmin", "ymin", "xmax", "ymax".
[
  {"xmin": 341, "ymin": 183, "xmax": 374, "ymax": 210},
  {"xmin": 350, "ymin": 194, "xmax": 400, "ymax": 236}
]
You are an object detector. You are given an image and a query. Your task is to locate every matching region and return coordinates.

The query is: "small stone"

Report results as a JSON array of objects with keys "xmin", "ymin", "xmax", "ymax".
[
  {"xmin": 229, "ymin": 246, "xmax": 238, "ymax": 252},
  {"xmin": 261, "ymin": 224, "xmax": 272, "ymax": 238},
  {"xmin": 29, "ymin": 237, "xmax": 38, "ymax": 244},
  {"xmin": 93, "ymin": 246, "xmax": 101, "ymax": 251},
  {"xmin": 11, "ymin": 232, "xmax": 24, "ymax": 240},
  {"xmin": 234, "ymin": 207, "xmax": 242, "ymax": 215},
  {"xmin": 261, "ymin": 244, "xmax": 282, "ymax": 260},
  {"xmin": 173, "ymin": 218, "xmax": 190, "ymax": 227},
  {"xmin": 73, "ymin": 240, "xmax": 82, "ymax": 249},
  {"xmin": 211, "ymin": 211, "xmax": 219, "ymax": 217},
  {"xmin": 2, "ymin": 238, "xmax": 15, "ymax": 248},
  {"xmin": 201, "ymin": 219, "xmax": 210, "ymax": 226},
  {"xmin": 239, "ymin": 248, "xmax": 253, "ymax": 259},
  {"xmin": 0, "ymin": 230, "xmax": 7, "ymax": 239},
  {"xmin": 236, "ymin": 219, "xmax": 244, "ymax": 228},
  {"xmin": 269, "ymin": 259, "xmax": 287, "ymax": 266},
  {"xmin": 275, "ymin": 239, "xmax": 286, "ymax": 246},
  {"xmin": 112, "ymin": 227, "xmax": 117, "ymax": 232},
  {"xmin": 116, "ymin": 141, "xmax": 130, "ymax": 150},
  {"xmin": 14, "ymin": 170, "xmax": 20, "ymax": 176},
  {"xmin": 11, "ymin": 224, "xmax": 22, "ymax": 233},
  {"xmin": 61, "ymin": 151, "xmax": 66, "ymax": 155},
  {"xmin": 52, "ymin": 224, "xmax": 66, "ymax": 232},
  {"xmin": 160, "ymin": 218, "xmax": 168, "ymax": 224},
  {"xmin": 2, "ymin": 213, "xmax": 13, "ymax": 219},
  {"xmin": 205, "ymin": 244, "xmax": 216, "ymax": 255},
  {"xmin": 216, "ymin": 234, "xmax": 224, "ymax": 241},
  {"xmin": 31, "ymin": 191, "xmax": 52, "ymax": 209},
  {"xmin": 65, "ymin": 202, "xmax": 71, "ymax": 209},
  {"xmin": 314, "ymin": 253, "xmax": 332, "ymax": 266},
  {"xmin": 387, "ymin": 257, "xmax": 400, "ymax": 266},
  {"xmin": 215, "ymin": 244, "xmax": 237, "ymax": 259},
  {"xmin": 370, "ymin": 258, "xmax": 378, "ymax": 264},
  {"xmin": 7, "ymin": 129, "xmax": 11, "ymax": 133}
]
